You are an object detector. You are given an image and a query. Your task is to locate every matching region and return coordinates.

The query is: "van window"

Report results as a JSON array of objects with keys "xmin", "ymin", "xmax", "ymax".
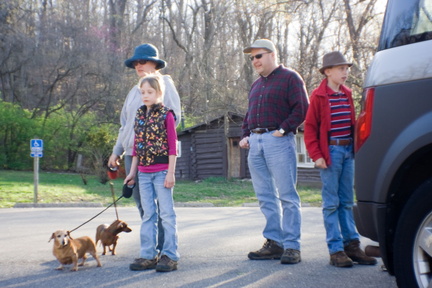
[{"xmin": 379, "ymin": 0, "xmax": 432, "ymax": 50}]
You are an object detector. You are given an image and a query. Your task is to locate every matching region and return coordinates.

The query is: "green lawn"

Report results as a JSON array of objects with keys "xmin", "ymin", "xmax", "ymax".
[{"xmin": 0, "ymin": 170, "xmax": 322, "ymax": 208}]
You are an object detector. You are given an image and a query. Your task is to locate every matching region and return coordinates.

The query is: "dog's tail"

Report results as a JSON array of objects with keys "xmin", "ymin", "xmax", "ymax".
[{"xmin": 95, "ymin": 229, "xmax": 101, "ymax": 245}]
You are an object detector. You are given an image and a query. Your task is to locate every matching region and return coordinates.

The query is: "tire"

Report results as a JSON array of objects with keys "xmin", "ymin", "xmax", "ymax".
[{"xmin": 394, "ymin": 179, "xmax": 432, "ymax": 288}]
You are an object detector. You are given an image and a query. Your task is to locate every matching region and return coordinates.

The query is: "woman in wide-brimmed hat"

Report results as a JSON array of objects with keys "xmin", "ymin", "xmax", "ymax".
[{"xmin": 108, "ymin": 44, "xmax": 181, "ymax": 262}]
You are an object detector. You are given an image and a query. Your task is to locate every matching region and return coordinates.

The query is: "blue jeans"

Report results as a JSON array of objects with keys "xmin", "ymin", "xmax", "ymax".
[
  {"xmin": 248, "ymin": 132, "xmax": 301, "ymax": 250},
  {"xmin": 138, "ymin": 170, "xmax": 179, "ymax": 261},
  {"xmin": 319, "ymin": 144, "xmax": 359, "ymax": 254},
  {"xmin": 124, "ymin": 156, "xmax": 143, "ymax": 217},
  {"xmin": 124, "ymin": 156, "xmax": 164, "ymax": 250}
]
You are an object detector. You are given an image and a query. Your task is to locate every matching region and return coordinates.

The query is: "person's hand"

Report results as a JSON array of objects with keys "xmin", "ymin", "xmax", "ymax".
[
  {"xmin": 314, "ymin": 158, "xmax": 327, "ymax": 169},
  {"xmin": 164, "ymin": 172, "xmax": 175, "ymax": 188},
  {"xmin": 108, "ymin": 154, "xmax": 119, "ymax": 168},
  {"xmin": 239, "ymin": 137, "xmax": 250, "ymax": 149},
  {"xmin": 124, "ymin": 174, "xmax": 135, "ymax": 185},
  {"xmin": 272, "ymin": 130, "xmax": 284, "ymax": 137}
]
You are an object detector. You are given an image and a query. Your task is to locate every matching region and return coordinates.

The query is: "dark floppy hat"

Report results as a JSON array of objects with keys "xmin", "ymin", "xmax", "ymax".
[
  {"xmin": 124, "ymin": 44, "xmax": 166, "ymax": 70},
  {"xmin": 319, "ymin": 51, "xmax": 353, "ymax": 74}
]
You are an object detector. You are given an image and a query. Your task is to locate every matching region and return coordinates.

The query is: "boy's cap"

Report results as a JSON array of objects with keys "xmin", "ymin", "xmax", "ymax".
[
  {"xmin": 243, "ymin": 39, "xmax": 276, "ymax": 54},
  {"xmin": 319, "ymin": 51, "xmax": 353, "ymax": 74}
]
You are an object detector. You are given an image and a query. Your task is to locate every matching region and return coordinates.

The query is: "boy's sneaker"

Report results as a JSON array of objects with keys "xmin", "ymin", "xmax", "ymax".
[
  {"xmin": 156, "ymin": 255, "xmax": 178, "ymax": 272},
  {"xmin": 330, "ymin": 251, "xmax": 353, "ymax": 268},
  {"xmin": 129, "ymin": 258, "xmax": 157, "ymax": 271},
  {"xmin": 281, "ymin": 249, "xmax": 301, "ymax": 264},
  {"xmin": 248, "ymin": 239, "xmax": 284, "ymax": 260}
]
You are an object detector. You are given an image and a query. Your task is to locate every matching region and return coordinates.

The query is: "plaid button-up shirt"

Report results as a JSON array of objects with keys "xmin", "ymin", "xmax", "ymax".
[{"xmin": 242, "ymin": 65, "xmax": 309, "ymax": 138}]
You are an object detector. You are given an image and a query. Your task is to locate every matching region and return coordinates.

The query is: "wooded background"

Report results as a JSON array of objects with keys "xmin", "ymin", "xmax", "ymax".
[{"xmin": 0, "ymin": 0, "xmax": 385, "ymax": 175}]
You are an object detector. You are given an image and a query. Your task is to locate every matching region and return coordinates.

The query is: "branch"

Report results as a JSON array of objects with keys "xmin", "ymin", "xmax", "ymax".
[{"xmin": 162, "ymin": 16, "xmax": 188, "ymax": 54}]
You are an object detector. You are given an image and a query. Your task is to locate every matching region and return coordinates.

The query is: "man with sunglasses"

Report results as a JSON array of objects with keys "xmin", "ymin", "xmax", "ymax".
[
  {"xmin": 240, "ymin": 39, "xmax": 309, "ymax": 265},
  {"xmin": 108, "ymin": 44, "xmax": 181, "ymax": 263}
]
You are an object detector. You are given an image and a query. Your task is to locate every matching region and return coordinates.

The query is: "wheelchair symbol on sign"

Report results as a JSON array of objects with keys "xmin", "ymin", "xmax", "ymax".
[{"xmin": 31, "ymin": 139, "xmax": 43, "ymax": 148}]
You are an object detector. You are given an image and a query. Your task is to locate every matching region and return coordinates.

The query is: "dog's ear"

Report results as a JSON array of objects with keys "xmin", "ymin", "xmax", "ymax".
[
  {"xmin": 48, "ymin": 233, "xmax": 55, "ymax": 242},
  {"xmin": 67, "ymin": 231, "xmax": 74, "ymax": 240}
]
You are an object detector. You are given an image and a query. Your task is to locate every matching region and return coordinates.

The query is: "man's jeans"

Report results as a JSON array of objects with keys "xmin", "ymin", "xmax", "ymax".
[
  {"xmin": 138, "ymin": 170, "xmax": 179, "ymax": 261},
  {"xmin": 319, "ymin": 144, "xmax": 359, "ymax": 254},
  {"xmin": 248, "ymin": 132, "xmax": 302, "ymax": 250}
]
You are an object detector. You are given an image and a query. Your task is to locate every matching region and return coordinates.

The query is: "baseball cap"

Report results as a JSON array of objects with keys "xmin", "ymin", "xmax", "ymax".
[{"xmin": 243, "ymin": 39, "xmax": 276, "ymax": 54}]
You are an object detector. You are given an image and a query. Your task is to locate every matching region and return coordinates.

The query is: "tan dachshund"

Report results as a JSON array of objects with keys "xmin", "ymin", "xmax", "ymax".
[
  {"xmin": 95, "ymin": 220, "xmax": 132, "ymax": 255},
  {"xmin": 49, "ymin": 230, "xmax": 102, "ymax": 271}
]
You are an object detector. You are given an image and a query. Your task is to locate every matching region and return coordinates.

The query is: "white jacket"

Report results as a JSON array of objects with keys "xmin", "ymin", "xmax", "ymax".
[{"xmin": 112, "ymin": 75, "xmax": 181, "ymax": 156}]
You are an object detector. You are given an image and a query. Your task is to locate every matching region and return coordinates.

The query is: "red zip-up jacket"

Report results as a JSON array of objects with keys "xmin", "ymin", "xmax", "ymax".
[{"xmin": 304, "ymin": 78, "xmax": 355, "ymax": 166}]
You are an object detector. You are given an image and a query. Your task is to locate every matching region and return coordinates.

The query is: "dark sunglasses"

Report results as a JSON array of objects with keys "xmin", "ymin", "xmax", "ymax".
[
  {"xmin": 249, "ymin": 52, "xmax": 271, "ymax": 61},
  {"xmin": 133, "ymin": 60, "xmax": 148, "ymax": 67}
]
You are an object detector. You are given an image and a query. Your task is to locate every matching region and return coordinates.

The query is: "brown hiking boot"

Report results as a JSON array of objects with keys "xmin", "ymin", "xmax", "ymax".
[
  {"xmin": 281, "ymin": 249, "xmax": 301, "ymax": 264},
  {"xmin": 344, "ymin": 240, "xmax": 378, "ymax": 265},
  {"xmin": 156, "ymin": 255, "xmax": 178, "ymax": 272},
  {"xmin": 129, "ymin": 257, "xmax": 157, "ymax": 271},
  {"xmin": 330, "ymin": 251, "xmax": 353, "ymax": 267},
  {"xmin": 248, "ymin": 239, "xmax": 284, "ymax": 260}
]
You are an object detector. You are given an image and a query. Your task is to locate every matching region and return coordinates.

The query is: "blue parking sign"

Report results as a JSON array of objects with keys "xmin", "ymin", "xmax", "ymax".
[
  {"xmin": 30, "ymin": 139, "xmax": 43, "ymax": 158},
  {"xmin": 31, "ymin": 139, "xmax": 43, "ymax": 149}
]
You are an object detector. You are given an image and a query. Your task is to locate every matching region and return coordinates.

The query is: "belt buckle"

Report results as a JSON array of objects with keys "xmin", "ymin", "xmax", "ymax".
[{"xmin": 252, "ymin": 128, "xmax": 265, "ymax": 134}]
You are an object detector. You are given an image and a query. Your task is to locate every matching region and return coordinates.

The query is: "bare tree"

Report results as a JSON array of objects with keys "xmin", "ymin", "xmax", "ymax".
[
  {"xmin": 108, "ymin": 0, "xmax": 127, "ymax": 51},
  {"xmin": 293, "ymin": 0, "xmax": 339, "ymax": 93},
  {"xmin": 0, "ymin": 0, "xmax": 386, "ymax": 170},
  {"xmin": 343, "ymin": 0, "xmax": 380, "ymax": 94}
]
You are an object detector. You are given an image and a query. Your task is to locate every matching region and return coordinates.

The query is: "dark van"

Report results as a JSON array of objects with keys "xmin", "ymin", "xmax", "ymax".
[{"xmin": 354, "ymin": 0, "xmax": 432, "ymax": 287}]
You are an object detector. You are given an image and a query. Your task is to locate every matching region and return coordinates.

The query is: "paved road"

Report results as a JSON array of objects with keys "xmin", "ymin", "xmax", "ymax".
[{"xmin": 0, "ymin": 207, "xmax": 397, "ymax": 288}]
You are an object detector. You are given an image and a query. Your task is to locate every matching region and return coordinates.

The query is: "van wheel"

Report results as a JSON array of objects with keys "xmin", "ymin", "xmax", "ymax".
[{"xmin": 394, "ymin": 179, "xmax": 432, "ymax": 288}]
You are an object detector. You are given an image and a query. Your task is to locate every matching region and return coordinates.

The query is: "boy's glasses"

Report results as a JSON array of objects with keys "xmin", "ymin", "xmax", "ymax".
[
  {"xmin": 249, "ymin": 52, "xmax": 271, "ymax": 61},
  {"xmin": 133, "ymin": 60, "xmax": 148, "ymax": 67}
]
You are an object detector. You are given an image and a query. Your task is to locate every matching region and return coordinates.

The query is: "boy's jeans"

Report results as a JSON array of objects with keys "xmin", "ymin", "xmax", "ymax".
[
  {"xmin": 320, "ymin": 144, "xmax": 359, "ymax": 254},
  {"xmin": 138, "ymin": 170, "xmax": 179, "ymax": 261},
  {"xmin": 247, "ymin": 132, "xmax": 302, "ymax": 250}
]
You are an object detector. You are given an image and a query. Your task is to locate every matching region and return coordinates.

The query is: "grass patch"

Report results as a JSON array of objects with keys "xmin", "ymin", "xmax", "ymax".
[
  {"xmin": 0, "ymin": 171, "xmax": 322, "ymax": 208},
  {"xmin": 174, "ymin": 177, "xmax": 258, "ymax": 206},
  {"xmin": 0, "ymin": 170, "xmax": 136, "ymax": 208}
]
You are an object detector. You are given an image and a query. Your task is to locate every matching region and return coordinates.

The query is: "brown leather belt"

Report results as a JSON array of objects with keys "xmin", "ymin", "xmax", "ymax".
[
  {"xmin": 250, "ymin": 127, "xmax": 277, "ymax": 134},
  {"xmin": 329, "ymin": 139, "xmax": 352, "ymax": 146}
]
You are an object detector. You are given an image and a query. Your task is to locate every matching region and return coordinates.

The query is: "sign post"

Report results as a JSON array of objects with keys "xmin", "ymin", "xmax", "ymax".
[
  {"xmin": 33, "ymin": 157, "xmax": 39, "ymax": 204},
  {"xmin": 30, "ymin": 139, "xmax": 43, "ymax": 204}
]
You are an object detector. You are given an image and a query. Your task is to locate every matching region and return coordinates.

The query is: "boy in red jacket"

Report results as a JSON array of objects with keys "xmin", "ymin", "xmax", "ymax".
[{"xmin": 304, "ymin": 51, "xmax": 376, "ymax": 268}]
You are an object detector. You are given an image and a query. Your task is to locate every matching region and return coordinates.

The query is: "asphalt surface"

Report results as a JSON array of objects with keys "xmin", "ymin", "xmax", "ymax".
[{"xmin": 0, "ymin": 206, "xmax": 397, "ymax": 288}]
